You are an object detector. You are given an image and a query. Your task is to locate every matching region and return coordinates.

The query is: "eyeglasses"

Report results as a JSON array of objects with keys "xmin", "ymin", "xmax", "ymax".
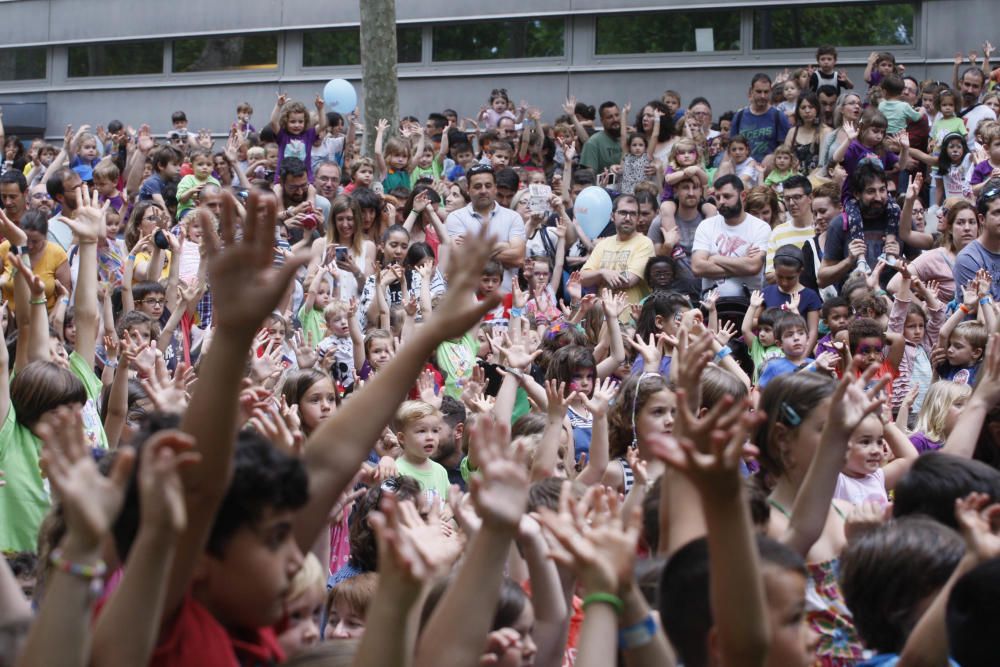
[
  {"xmin": 284, "ymin": 181, "xmax": 309, "ymax": 192},
  {"xmin": 141, "ymin": 298, "xmax": 166, "ymax": 306},
  {"xmin": 30, "ymin": 192, "xmax": 52, "ymax": 200},
  {"xmin": 616, "ymin": 210, "xmax": 639, "ymax": 218}
]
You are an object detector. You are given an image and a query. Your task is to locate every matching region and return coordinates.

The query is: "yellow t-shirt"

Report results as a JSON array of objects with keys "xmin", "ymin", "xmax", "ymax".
[
  {"xmin": 0, "ymin": 240, "xmax": 68, "ymax": 310},
  {"xmin": 581, "ymin": 233, "xmax": 655, "ymax": 311}
]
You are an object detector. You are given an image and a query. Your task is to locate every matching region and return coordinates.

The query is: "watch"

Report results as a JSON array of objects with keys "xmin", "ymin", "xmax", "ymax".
[{"xmin": 10, "ymin": 244, "xmax": 28, "ymax": 256}]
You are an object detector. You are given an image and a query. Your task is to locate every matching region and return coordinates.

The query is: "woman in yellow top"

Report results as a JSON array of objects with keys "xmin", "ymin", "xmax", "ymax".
[
  {"xmin": 124, "ymin": 200, "xmax": 172, "ymax": 281},
  {"xmin": 0, "ymin": 210, "xmax": 71, "ymax": 310}
]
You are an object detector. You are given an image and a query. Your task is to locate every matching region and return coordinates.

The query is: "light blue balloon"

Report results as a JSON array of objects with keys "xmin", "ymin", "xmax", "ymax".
[
  {"xmin": 574, "ymin": 186, "xmax": 613, "ymax": 240},
  {"xmin": 323, "ymin": 79, "xmax": 357, "ymax": 113}
]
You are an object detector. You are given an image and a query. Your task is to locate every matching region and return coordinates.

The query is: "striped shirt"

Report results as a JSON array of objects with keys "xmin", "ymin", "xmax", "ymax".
[{"xmin": 766, "ymin": 221, "xmax": 815, "ymax": 274}]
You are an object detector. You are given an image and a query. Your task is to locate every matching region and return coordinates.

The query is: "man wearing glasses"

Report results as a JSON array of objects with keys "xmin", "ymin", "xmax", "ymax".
[
  {"xmin": 765, "ymin": 176, "xmax": 815, "ymax": 283},
  {"xmin": 580, "ymin": 194, "xmax": 654, "ymax": 311},
  {"xmin": 954, "ymin": 181, "xmax": 1000, "ymax": 301}
]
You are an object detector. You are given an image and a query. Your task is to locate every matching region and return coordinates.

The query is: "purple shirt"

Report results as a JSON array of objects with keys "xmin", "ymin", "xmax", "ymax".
[
  {"xmin": 841, "ymin": 140, "xmax": 899, "ymax": 201},
  {"xmin": 969, "ymin": 159, "xmax": 998, "ymax": 185},
  {"xmin": 909, "ymin": 432, "xmax": 942, "ymax": 453},
  {"xmin": 275, "ymin": 126, "xmax": 319, "ymax": 183}
]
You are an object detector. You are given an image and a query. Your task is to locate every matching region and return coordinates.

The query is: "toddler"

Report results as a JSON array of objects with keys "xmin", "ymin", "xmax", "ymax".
[
  {"xmin": 834, "ymin": 412, "xmax": 918, "ymax": 506},
  {"xmin": 175, "ymin": 148, "xmax": 221, "ymax": 220},
  {"xmin": 235, "ymin": 101, "xmax": 256, "ymax": 135},
  {"xmin": 269, "ymin": 93, "xmax": 326, "ymax": 183},
  {"xmin": 937, "ymin": 320, "xmax": 986, "ymax": 385},
  {"xmin": 274, "ymin": 553, "xmax": 325, "ymax": 660},
  {"xmin": 617, "ymin": 131, "xmax": 653, "ymax": 195},
  {"xmin": 908, "ymin": 380, "xmax": 970, "ymax": 453},
  {"xmin": 317, "ymin": 299, "xmax": 363, "ymax": 391},
  {"xmin": 741, "ymin": 297, "xmax": 784, "ymax": 382},
  {"xmin": 393, "ymin": 400, "xmax": 451, "ymax": 504},
  {"xmin": 763, "ymin": 145, "xmax": 797, "ymax": 191},
  {"xmin": 814, "ymin": 296, "xmax": 852, "ymax": 358}
]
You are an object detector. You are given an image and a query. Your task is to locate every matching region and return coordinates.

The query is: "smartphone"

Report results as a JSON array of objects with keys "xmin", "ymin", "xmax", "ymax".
[{"xmin": 335, "ymin": 246, "xmax": 348, "ymax": 262}]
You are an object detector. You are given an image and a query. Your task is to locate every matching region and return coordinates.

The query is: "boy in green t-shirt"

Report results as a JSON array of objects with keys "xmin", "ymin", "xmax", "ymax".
[
  {"xmin": 393, "ymin": 400, "xmax": 451, "ymax": 505},
  {"xmin": 175, "ymin": 148, "xmax": 222, "ymax": 221},
  {"xmin": 741, "ymin": 292, "xmax": 784, "ymax": 382}
]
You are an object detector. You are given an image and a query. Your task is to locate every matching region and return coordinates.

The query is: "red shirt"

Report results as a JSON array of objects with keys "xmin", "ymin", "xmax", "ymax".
[{"xmin": 150, "ymin": 593, "xmax": 285, "ymax": 667}]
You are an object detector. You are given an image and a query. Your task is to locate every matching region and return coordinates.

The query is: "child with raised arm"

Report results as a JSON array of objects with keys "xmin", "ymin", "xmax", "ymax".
[
  {"xmin": 269, "ymin": 92, "xmax": 327, "ymax": 183},
  {"xmin": 888, "ymin": 268, "xmax": 945, "ymax": 417}
]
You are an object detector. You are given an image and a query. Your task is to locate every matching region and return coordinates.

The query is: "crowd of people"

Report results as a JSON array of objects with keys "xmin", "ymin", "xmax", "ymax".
[{"xmin": 1, "ymin": 38, "xmax": 1000, "ymax": 667}]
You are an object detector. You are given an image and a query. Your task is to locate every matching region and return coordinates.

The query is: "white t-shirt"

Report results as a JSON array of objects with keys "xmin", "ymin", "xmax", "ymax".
[
  {"xmin": 962, "ymin": 104, "xmax": 997, "ymax": 149},
  {"xmin": 692, "ymin": 213, "xmax": 770, "ymax": 297}
]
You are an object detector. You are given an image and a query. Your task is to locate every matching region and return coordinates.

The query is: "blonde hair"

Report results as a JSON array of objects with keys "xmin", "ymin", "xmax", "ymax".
[
  {"xmin": 383, "ymin": 136, "xmax": 410, "ymax": 159},
  {"xmin": 394, "ymin": 399, "xmax": 441, "ymax": 431},
  {"xmin": 327, "ymin": 572, "xmax": 378, "ymax": 619},
  {"xmin": 913, "ymin": 381, "xmax": 971, "ymax": 443},
  {"xmin": 93, "ymin": 161, "xmax": 120, "ymax": 183},
  {"xmin": 771, "ymin": 144, "xmax": 797, "ymax": 168},
  {"xmin": 247, "ymin": 146, "xmax": 266, "ymax": 161},
  {"xmin": 287, "ymin": 553, "xmax": 325, "ymax": 602},
  {"xmin": 323, "ymin": 300, "xmax": 350, "ymax": 322},
  {"xmin": 668, "ymin": 138, "xmax": 701, "ymax": 169},
  {"xmin": 350, "ymin": 157, "xmax": 375, "ymax": 179}
]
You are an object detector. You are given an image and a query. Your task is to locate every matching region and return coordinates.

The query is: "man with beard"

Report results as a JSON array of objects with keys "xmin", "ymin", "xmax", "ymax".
[
  {"xmin": 820, "ymin": 163, "xmax": 899, "ymax": 290},
  {"xmin": 580, "ymin": 101, "xmax": 623, "ymax": 173},
  {"xmin": 445, "ymin": 164, "xmax": 524, "ymax": 289},
  {"xmin": 275, "ymin": 157, "xmax": 322, "ymax": 241},
  {"xmin": 955, "ymin": 181, "xmax": 1000, "ymax": 302},
  {"xmin": 647, "ymin": 176, "xmax": 706, "ymax": 302},
  {"xmin": 580, "ymin": 194, "xmax": 654, "ymax": 311},
  {"xmin": 45, "ymin": 167, "xmax": 82, "ymax": 250},
  {"xmin": 27, "ymin": 183, "xmax": 53, "ymax": 217},
  {"xmin": 817, "ymin": 85, "xmax": 840, "ymax": 127},
  {"xmin": 691, "ymin": 174, "xmax": 770, "ymax": 299},
  {"xmin": 958, "ymin": 66, "xmax": 996, "ymax": 149}
]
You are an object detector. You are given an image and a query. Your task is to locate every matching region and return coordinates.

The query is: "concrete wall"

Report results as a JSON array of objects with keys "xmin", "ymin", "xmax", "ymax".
[{"xmin": 0, "ymin": 0, "xmax": 994, "ymax": 140}]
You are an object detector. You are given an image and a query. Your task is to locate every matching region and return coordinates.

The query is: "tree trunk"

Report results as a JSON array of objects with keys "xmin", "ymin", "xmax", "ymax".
[{"xmin": 359, "ymin": 0, "xmax": 399, "ymax": 157}]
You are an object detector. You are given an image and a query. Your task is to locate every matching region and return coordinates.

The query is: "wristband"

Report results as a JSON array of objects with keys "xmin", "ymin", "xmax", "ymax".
[
  {"xmin": 50, "ymin": 548, "xmax": 107, "ymax": 597},
  {"xmin": 582, "ymin": 592, "xmax": 624, "ymax": 614},
  {"xmin": 11, "ymin": 244, "xmax": 28, "ymax": 256},
  {"xmin": 127, "ymin": 253, "xmax": 137, "ymax": 262},
  {"xmin": 959, "ymin": 304, "xmax": 972, "ymax": 315},
  {"xmin": 510, "ymin": 307, "xmax": 525, "ymax": 318},
  {"xmin": 981, "ymin": 297, "xmax": 993, "ymax": 306},
  {"xmin": 714, "ymin": 345, "xmax": 732, "ymax": 363},
  {"xmin": 618, "ymin": 613, "xmax": 657, "ymax": 650},
  {"xmin": 30, "ymin": 297, "xmax": 46, "ymax": 305},
  {"xmin": 105, "ymin": 358, "xmax": 119, "ymax": 369}
]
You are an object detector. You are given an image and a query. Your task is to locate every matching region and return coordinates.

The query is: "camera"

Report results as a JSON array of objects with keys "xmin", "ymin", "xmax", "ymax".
[{"xmin": 153, "ymin": 230, "xmax": 170, "ymax": 250}]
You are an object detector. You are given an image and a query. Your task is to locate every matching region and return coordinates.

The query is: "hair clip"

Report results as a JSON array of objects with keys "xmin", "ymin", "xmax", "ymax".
[{"xmin": 780, "ymin": 402, "xmax": 802, "ymax": 426}]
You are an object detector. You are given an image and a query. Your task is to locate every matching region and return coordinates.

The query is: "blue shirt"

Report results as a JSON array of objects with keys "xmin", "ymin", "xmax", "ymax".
[
  {"xmin": 139, "ymin": 173, "xmax": 167, "ymax": 201},
  {"xmin": 730, "ymin": 107, "xmax": 790, "ymax": 162},
  {"xmin": 955, "ymin": 239, "xmax": 1000, "ymax": 303},
  {"xmin": 758, "ymin": 356, "xmax": 814, "ymax": 388},
  {"xmin": 762, "ymin": 285, "xmax": 823, "ymax": 317}
]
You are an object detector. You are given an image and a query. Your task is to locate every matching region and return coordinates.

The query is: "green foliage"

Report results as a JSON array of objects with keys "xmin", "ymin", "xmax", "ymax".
[
  {"xmin": 432, "ymin": 18, "xmax": 564, "ymax": 61},
  {"xmin": 304, "ymin": 27, "xmax": 421, "ymax": 67},
  {"xmin": 173, "ymin": 35, "xmax": 278, "ymax": 73},
  {"xmin": 68, "ymin": 42, "xmax": 163, "ymax": 78},
  {"xmin": 596, "ymin": 11, "xmax": 741, "ymax": 55},
  {"xmin": 753, "ymin": 3, "xmax": 916, "ymax": 50},
  {"xmin": 0, "ymin": 47, "xmax": 46, "ymax": 81}
]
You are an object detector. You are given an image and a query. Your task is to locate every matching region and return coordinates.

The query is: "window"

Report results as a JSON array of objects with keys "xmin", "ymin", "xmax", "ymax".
[
  {"xmin": 173, "ymin": 34, "xmax": 278, "ymax": 73},
  {"xmin": 68, "ymin": 41, "xmax": 163, "ymax": 77},
  {"xmin": 754, "ymin": 4, "xmax": 916, "ymax": 50},
  {"xmin": 596, "ymin": 11, "xmax": 740, "ymax": 55},
  {"xmin": 432, "ymin": 18, "xmax": 563, "ymax": 61},
  {"xmin": 0, "ymin": 47, "xmax": 45, "ymax": 80},
  {"xmin": 302, "ymin": 26, "xmax": 421, "ymax": 67}
]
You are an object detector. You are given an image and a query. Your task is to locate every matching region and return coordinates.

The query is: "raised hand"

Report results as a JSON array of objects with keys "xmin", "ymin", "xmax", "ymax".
[
  {"xmin": 625, "ymin": 332, "xmax": 664, "ymax": 372},
  {"xmin": 139, "ymin": 430, "xmax": 201, "ymax": 536},
  {"xmin": 38, "ymin": 407, "xmax": 136, "ymax": 551},
  {"xmin": 468, "ymin": 416, "xmax": 529, "ymax": 531},
  {"xmin": 578, "ymin": 377, "xmax": 617, "ymax": 418},
  {"xmin": 202, "ymin": 191, "xmax": 308, "ymax": 333},
  {"xmin": 249, "ymin": 400, "xmax": 301, "ymax": 456},
  {"xmin": 955, "ymin": 492, "xmax": 1000, "ymax": 562},
  {"xmin": 538, "ymin": 484, "xmax": 641, "ymax": 594},
  {"xmin": 417, "ymin": 369, "xmax": 442, "ymax": 409},
  {"xmin": 141, "ymin": 357, "xmax": 191, "ymax": 415},
  {"xmin": 8, "ymin": 254, "xmax": 44, "ymax": 298},
  {"xmin": 827, "ymin": 358, "xmax": 890, "ymax": 436},
  {"xmin": 716, "ymin": 320, "xmax": 738, "ymax": 347},
  {"xmin": 59, "ymin": 183, "xmax": 107, "ymax": 243}
]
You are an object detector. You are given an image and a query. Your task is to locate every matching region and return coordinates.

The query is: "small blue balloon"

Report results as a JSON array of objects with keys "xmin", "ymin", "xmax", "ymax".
[
  {"xmin": 574, "ymin": 186, "xmax": 613, "ymax": 240},
  {"xmin": 323, "ymin": 79, "xmax": 357, "ymax": 113}
]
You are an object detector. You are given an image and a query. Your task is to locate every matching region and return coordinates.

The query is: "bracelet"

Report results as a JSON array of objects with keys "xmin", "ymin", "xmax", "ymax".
[
  {"xmin": 981, "ymin": 297, "xmax": 993, "ymax": 306},
  {"xmin": 29, "ymin": 297, "xmax": 46, "ymax": 305},
  {"xmin": 127, "ymin": 254, "xmax": 137, "ymax": 262},
  {"xmin": 105, "ymin": 358, "xmax": 119, "ymax": 369},
  {"xmin": 959, "ymin": 304, "xmax": 972, "ymax": 315},
  {"xmin": 50, "ymin": 548, "xmax": 107, "ymax": 581},
  {"xmin": 510, "ymin": 307, "xmax": 525, "ymax": 318},
  {"xmin": 581, "ymin": 592, "xmax": 624, "ymax": 615},
  {"xmin": 618, "ymin": 613, "xmax": 658, "ymax": 650},
  {"xmin": 714, "ymin": 345, "xmax": 732, "ymax": 363}
]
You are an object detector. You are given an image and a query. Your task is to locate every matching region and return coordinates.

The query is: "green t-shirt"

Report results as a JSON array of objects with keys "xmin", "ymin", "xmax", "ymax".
[
  {"xmin": 749, "ymin": 337, "xmax": 784, "ymax": 382},
  {"xmin": 396, "ymin": 457, "xmax": 450, "ymax": 504},
  {"xmin": 175, "ymin": 174, "xmax": 221, "ymax": 219},
  {"xmin": 297, "ymin": 303, "xmax": 326, "ymax": 351},
  {"xmin": 0, "ymin": 405, "xmax": 49, "ymax": 552},
  {"xmin": 411, "ymin": 156, "xmax": 443, "ymax": 182},
  {"xmin": 579, "ymin": 131, "xmax": 623, "ymax": 174},
  {"xmin": 436, "ymin": 334, "xmax": 479, "ymax": 400},
  {"xmin": 382, "ymin": 169, "xmax": 411, "ymax": 192},
  {"xmin": 69, "ymin": 351, "xmax": 109, "ymax": 449}
]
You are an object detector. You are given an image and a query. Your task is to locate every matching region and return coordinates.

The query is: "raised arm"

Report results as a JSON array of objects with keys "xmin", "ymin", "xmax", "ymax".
[
  {"xmin": 373, "ymin": 119, "xmax": 389, "ymax": 181},
  {"xmin": 164, "ymin": 191, "xmax": 308, "ymax": 620},
  {"xmin": 899, "ymin": 174, "xmax": 935, "ymax": 250},
  {"xmin": 270, "ymin": 92, "xmax": 286, "ymax": 134},
  {"xmin": 62, "ymin": 185, "xmax": 106, "ymax": 367},
  {"xmin": 293, "ymin": 226, "xmax": 500, "ymax": 552},
  {"xmin": 944, "ymin": 333, "xmax": 1000, "ymax": 459}
]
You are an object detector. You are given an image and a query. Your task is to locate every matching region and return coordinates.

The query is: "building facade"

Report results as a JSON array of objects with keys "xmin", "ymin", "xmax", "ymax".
[{"xmin": 0, "ymin": 0, "xmax": 993, "ymax": 139}]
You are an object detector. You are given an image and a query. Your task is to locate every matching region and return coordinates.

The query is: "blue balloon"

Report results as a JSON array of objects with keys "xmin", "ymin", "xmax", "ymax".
[
  {"xmin": 323, "ymin": 79, "xmax": 357, "ymax": 113},
  {"xmin": 574, "ymin": 186, "xmax": 613, "ymax": 240}
]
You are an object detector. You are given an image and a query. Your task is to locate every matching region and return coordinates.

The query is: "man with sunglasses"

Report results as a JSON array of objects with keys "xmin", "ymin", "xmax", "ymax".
[{"xmin": 954, "ymin": 180, "xmax": 1000, "ymax": 301}]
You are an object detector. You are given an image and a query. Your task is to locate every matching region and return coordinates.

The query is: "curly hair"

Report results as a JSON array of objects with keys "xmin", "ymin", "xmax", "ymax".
[
  {"xmin": 348, "ymin": 476, "xmax": 423, "ymax": 572},
  {"xmin": 609, "ymin": 373, "xmax": 672, "ymax": 459},
  {"xmin": 279, "ymin": 100, "xmax": 309, "ymax": 132}
]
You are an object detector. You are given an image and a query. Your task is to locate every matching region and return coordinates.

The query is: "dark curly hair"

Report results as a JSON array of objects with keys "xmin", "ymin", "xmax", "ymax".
[{"xmin": 347, "ymin": 476, "xmax": 423, "ymax": 572}]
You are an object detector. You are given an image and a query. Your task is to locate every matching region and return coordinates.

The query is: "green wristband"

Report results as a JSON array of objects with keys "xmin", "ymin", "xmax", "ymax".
[{"xmin": 581, "ymin": 592, "xmax": 624, "ymax": 614}]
